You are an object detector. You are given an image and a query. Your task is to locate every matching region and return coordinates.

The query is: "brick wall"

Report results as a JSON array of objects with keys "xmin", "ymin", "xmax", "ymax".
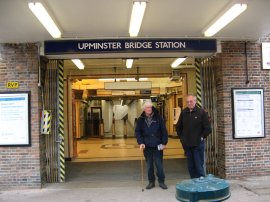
[
  {"xmin": 214, "ymin": 36, "xmax": 270, "ymax": 178},
  {"xmin": 0, "ymin": 43, "xmax": 44, "ymax": 190}
]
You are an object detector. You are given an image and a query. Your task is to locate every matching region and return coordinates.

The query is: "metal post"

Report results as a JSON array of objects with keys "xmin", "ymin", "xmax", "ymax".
[{"xmin": 57, "ymin": 60, "xmax": 65, "ymax": 182}]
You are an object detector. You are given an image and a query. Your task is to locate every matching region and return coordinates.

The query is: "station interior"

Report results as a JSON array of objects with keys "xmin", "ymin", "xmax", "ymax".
[{"xmin": 61, "ymin": 57, "xmax": 196, "ymax": 163}]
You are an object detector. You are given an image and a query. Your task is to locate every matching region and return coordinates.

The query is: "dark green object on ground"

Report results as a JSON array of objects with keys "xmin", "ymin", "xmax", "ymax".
[{"xmin": 176, "ymin": 174, "xmax": 230, "ymax": 202}]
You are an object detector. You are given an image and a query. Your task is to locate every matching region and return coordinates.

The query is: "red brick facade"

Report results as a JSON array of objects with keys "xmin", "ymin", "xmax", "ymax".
[
  {"xmin": 0, "ymin": 44, "xmax": 43, "ymax": 190},
  {"xmin": 0, "ymin": 37, "xmax": 270, "ymax": 190},
  {"xmin": 214, "ymin": 36, "xmax": 270, "ymax": 178}
]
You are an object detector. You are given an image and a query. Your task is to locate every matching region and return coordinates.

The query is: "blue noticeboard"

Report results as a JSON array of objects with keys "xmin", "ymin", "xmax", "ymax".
[{"xmin": 44, "ymin": 38, "xmax": 216, "ymax": 55}]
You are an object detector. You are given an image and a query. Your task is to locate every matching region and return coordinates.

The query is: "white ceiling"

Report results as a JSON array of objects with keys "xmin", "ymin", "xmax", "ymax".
[
  {"xmin": 1, "ymin": 0, "xmax": 270, "ymax": 71},
  {"xmin": 1, "ymin": 0, "xmax": 270, "ymax": 43}
]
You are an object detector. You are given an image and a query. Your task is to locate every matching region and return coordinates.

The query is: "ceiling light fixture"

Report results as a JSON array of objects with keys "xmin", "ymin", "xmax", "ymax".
[
  {"xmin": 139, "ymin": 78, "xmax": 148, "ymax": 81},
  {"xmin": 171, "ymin": 58, "xmax": 187, "ymax": 68},
  {"xmin": 203, "ymin": 3, "xmax": 247, "ymax": 37},
  {"xmin": 99, "ymin": 78, "xmax": 131, "ymax": 81},
  {"xmin": 126, "ymin": 59, "xmax": 133, "ymax": 68},
  {"xmin": 72, "ymin": 59, "xmax": 85, "ymax": 70},
  {"xmin": 129, "ymin": 1, "xmax": 147, "ymax": 37},
  {"xmin": 28, "ymin": 2, "xmax": 61, "ymax": 38}
]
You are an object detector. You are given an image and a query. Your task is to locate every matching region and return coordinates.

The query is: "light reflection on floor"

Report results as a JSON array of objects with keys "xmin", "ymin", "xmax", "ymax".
[{"xmin": 75, "ymin": 137, "xmax": 185, "ymax": 162}]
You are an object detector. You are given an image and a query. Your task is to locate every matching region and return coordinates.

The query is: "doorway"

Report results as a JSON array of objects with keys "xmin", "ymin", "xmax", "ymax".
[
  {"xmin": 68, "ymin": 76, "xmax": 188, "ymax": 162},
  {"xmin": 42, "ymin": 56, "xmax": 218, "ymax": 183}
]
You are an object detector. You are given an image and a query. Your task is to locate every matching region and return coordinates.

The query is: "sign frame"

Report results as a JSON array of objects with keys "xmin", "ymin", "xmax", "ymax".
[
  {"xmin": 231, "ymin": 88, "xmax": 265, "ymax": 139},
  {"xmin": 44, "ymin": 38, "xmax": 217, "ymax": 55},
  {"xmin": 0, "ymin": 91, "xmax": 31, "ymax": 147}
]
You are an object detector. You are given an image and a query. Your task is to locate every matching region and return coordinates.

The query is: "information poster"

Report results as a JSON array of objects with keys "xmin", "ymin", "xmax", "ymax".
[
  {"xmin": 0, "ymin": 92, "xmax": 31, "ymax": 146},
  {"xmin": 232, "ymin": 89, "xmax": 264, "ymax": 139},
  {"xmin": 262, "ymin": 42, "xmax": 270, "ymax": 69}
]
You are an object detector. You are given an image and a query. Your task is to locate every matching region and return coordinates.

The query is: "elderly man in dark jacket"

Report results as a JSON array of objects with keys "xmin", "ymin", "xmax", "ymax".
[
  {"xmin": 176, "ymin": 94, "xmax": 212, "ymax": 179},
  {"xmin": 135, "ymin": 101, "xmax": 168, "ymax": 190}
]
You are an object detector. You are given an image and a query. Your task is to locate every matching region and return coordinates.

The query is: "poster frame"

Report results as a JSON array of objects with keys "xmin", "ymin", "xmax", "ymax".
[
  {"xmin": 0, "ymin": 91, "xmax": 31, "ymax": 147},
  {"xmin": 231, "ymin": 88, "xmax": 265, "ymax": 139}
]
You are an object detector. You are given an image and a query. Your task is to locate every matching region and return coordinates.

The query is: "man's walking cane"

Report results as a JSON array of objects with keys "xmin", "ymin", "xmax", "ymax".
[{"xmin": 140, "ymin": 149, "xmax": 144, "ymax": 192}]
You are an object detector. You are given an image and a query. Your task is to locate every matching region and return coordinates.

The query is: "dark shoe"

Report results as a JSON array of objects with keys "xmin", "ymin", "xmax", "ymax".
[
  {"xmin": 159, "ymin": 182, "xmax": 168, "ymax": 189},
  {"xmin": 146, "ymin": 182, "xmax": 155, "ymax": 189}
]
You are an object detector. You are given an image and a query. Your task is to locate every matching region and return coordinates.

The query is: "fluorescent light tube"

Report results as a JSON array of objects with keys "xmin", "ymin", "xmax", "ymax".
[
  {"xmin": 72, "ymin": 59, "xmax": 85, "ymax": 70},
  {"xmin": 129, "ymin": 1, "xmax": 147, "ymax": 37},
  {"xmin": 98, "ymin": 79, "xmax": 115, "ymax": 82},
  {"xmin": 28, "ymin": 2, "xmax": 61, "ymax": 38},
  {"xmin": 126, "ymin": 59, "xmax": 133, "ymax": 68},
  {"xmin": 171, "ymin": 58, "xmax": 186, "ymax": 68},
  {"xmin": 99, "ymin": 78, "xmax": 136, "ymax": 81},
  {"xmin": 204, "ymin": 3, "xmax": 247, "ymax": 37}
]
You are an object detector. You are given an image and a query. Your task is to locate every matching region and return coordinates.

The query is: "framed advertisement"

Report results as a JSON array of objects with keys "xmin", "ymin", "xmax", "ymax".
[
  {"xmin": 0, "ymin": 91, "xmax": 31, "ymax": 146},
  {"xmin": 262, "ymin": 42, "xmax": 270, "ymax": 69},
  {"xmin": 231, "ymin": 88, "xmax": 265, "ymax": 139}
]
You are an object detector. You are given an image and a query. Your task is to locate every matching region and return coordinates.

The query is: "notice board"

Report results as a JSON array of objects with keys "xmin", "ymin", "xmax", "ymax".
[
  {"xmin": 0, "ymin": 91, "xmax": 31, "ymax": 146},
  {"xmin": 231, "ymin": 88, "xmax": 265, "ymax": 139}
]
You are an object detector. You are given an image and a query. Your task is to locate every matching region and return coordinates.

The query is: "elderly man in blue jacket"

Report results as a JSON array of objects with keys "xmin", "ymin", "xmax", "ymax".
[{"xmin": 135, "ymin": 101, "xmax": 168, "ymax": 190}]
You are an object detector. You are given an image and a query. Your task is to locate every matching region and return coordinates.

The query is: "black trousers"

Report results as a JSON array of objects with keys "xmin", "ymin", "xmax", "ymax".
[
  {"xmin": 183, "ymin": 140, "xmax": 205, "ymax": 178},
  {"xmin": 144, "ymin": 147, "xmax": 165, "ymax": 183}
]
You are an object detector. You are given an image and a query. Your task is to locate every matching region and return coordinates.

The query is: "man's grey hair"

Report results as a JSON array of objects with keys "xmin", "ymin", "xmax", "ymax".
[
  {"xmin": 187, "ymin": 93, "xmax": 197, "ymax": 101},
  {"xmin": 142, "ymin": 100, "xmax": 153, "ymax": 109}
]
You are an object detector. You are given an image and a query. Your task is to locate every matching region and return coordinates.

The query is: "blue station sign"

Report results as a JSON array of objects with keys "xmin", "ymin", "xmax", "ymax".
[{"xmin": 44, "ymin": 38, "xmax": 216, "ymax": 55}]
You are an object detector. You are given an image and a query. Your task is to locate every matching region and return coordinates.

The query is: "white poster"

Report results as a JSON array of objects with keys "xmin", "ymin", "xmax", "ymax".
[
  {"xmin": 232, "ymin": 89, "xmax": 264, "ymax": 138},
  {"xmin": 262, "ymin": 42, "xmax": 270, "ymax": 69},
  {"xmin": 0, "ymin": 92, "xmax": 31, "ymax": 146}
]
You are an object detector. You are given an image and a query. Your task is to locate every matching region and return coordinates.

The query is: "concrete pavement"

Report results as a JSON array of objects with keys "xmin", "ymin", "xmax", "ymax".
[
  {"xmin": 1, "ymin": 160, "xmax": 270, "ymax": 202},
  {"xmin": 1, "ymin": 176, "xmax": 270, "ymax": 202}
]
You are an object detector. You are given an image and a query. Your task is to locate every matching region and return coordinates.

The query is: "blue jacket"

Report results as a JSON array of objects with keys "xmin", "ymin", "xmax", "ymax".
[{"xmin": 135, "ymin": 107, "xmax": 168, "ymax": 147}]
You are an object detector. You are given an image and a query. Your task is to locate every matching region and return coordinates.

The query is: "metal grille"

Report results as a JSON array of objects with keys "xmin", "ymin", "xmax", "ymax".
[
  {"xmin": 201, "ymin": 58, "xmax": 218, "ymax": 175},
  {"xmin": 43, "ymin": 60, "xmax": 58, "ymax": 182},
  {"xmin": 43, "ymin": 59, "xmax": 65, "ymax": 182}
]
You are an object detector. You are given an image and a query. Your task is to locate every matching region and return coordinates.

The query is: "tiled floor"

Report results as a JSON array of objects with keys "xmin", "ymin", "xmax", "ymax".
[{"xmin": 75, "ymin": 137, "xmax": 185, "ymax": 162}]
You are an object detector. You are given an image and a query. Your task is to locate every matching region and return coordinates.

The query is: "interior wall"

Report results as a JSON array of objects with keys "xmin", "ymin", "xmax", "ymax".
[
  {"xmin": 127, "ymin": 101, "xmax": 138, "ymax": 136},
  {"xmin": 102, "ymin": 100, "xmax": 113, "ymax": 133},
  {"xmin": 180, "ymin": 68, "xmax": 196, "ymax": 95},
  {"xmin": 64, "ymin": 79, "xmax": 69, "ymax": 157}
]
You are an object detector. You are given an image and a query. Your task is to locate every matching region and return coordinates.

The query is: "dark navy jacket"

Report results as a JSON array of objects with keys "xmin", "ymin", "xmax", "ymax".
[
  {"xmin": 135, "ymin": 107, "xmax": 168, "ymax": 148},
  {"xmin": 176, "ymin": 105, "xmax": 212, "ymax": 147}
]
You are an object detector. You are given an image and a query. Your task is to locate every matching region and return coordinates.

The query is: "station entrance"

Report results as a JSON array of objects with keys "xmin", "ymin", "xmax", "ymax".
[{"xmin": 41, "ymin": 49, "xmax": 218, "ymax": 184}]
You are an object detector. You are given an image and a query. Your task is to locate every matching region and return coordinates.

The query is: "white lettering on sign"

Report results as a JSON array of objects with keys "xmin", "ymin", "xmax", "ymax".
[
  {"xmin": 78, "ymin": 42, "xmax": 122, "ymax": 50},
  {"xmin": 77, "ymin": 41, "xmax": 186, "ymax": 50},
  {"xmin": 155, "ymin": 41, "xmax": 186, "ymax": 49},
  {"xmin": 124, "ymin": 42, "xmax": 153, "ymax": 49}
]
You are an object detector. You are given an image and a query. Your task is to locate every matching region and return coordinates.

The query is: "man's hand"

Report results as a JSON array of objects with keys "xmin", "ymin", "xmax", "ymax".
[
  {"xmin": 161, "ymin": 145, "xmax": 166, "ymax": 150},
  {"xmin": 139, "ymin": 144, "xmax": 145, "ymax": 150}
]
